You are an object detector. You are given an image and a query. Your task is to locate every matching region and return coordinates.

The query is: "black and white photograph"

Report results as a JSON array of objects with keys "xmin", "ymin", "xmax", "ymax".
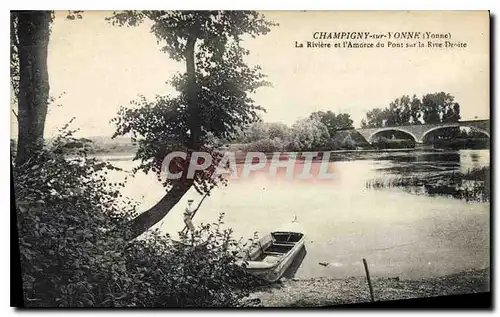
[{"xmin": 10, "ymin": 10, "xmax": 491, "ymax": 308}]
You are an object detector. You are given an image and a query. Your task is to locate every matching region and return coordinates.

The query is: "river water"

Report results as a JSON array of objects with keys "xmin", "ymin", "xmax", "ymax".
[{"xmin": 105, "ymin": 149, "xmax": 490, "ymax": 280}]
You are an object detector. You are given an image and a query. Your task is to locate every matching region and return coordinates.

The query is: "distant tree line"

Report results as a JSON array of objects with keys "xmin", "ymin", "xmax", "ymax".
[
  {"xmin": 229, "ymin": 111, "xmax": 359, "ymax": 152},
  {"xmin": 227, "ymin": 91, "xmax": 487, "ymax": 152},
  {"xmin": 360, "ymin": 92, "xmax": 461, "ymax": 128}
]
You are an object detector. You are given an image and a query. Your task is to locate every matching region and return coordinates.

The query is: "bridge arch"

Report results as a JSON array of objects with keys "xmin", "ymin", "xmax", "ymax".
[
  {"xmin": 421, "ymin": 125, "xmax": 491, "ymax": 142},
  {"xmin": 368, "ymin": 128, "xmax": 418, "ymax": 143}
]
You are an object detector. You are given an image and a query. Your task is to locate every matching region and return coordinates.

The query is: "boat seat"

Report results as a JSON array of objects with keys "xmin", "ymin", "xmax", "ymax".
[
  {"xmin": 264, "ymin": 251, "xmax": 284, "ymax": 256},
  {"xmin": 272, "ymin": 242, "xmax": 295, "ymax": 246}
]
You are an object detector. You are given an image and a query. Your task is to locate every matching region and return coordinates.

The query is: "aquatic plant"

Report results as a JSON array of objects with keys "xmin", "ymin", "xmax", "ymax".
[{"xmin": 365, "ymin": 167, "xmax": 490, "ymax": 202}]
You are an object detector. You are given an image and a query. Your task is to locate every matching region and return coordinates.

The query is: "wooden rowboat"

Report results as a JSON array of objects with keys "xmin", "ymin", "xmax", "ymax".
[{"xmin": 238, "ymin": 221, "xmax": 306, "ymax": 282}]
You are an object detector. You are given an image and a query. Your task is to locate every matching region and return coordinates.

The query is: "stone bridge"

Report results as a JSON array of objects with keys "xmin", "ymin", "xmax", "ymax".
[{"xmin": 356, "ymin": 119, "xmax": 490, "ymax": 144}]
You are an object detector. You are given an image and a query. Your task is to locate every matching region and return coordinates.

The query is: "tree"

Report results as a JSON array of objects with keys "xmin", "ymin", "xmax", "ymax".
[
  {"xmin": 310, "ymin": 111, "xmax": 353, "ymax": 136},
  {"xmin": 266, "ymin": 122, "xmax": 290, "ymax": 140},
  {"xmin": 240, "ymin": 121, "xmax": 290, "ymax": 142},
  {"xmin": 422, "ymin": 92, "xmax": 461, "ymax": 124},
  {"xmin": 385, "ymin": 95, "xmax": 412, "ymax": 126},
  {"xmin": 108, "ymin": 11, "xmax": 276, "ymax": 239},
  {"xmin": 421, "ymin": 93, "xmax": 442, "ymax": 124},
  {"xmin": 289, "ymin": 117, "xmax": 330, "ymax": 151},
  {"xmin": 361, "ymin": 108, "xmax": 386, "ymax": 128},
  {"xmin": 244, "ymin": 121, "xmax": 270, "ymax": 142},
  {"xmin": 361, "ymin": 92, "xmax": 461, "ymax": 128},
  {"xmin": 12, "ymin": 11, "xmax": 52, "ymax": 166},
  {"xmin": 409, "ymin": 94, "xmax": 423, "ymax": 124}
]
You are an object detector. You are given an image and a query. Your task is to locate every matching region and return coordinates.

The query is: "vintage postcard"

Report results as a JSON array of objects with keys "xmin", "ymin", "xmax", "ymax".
[{"xmin": 11, "ymin": 10, "xmax": 490, "ymax": 308}]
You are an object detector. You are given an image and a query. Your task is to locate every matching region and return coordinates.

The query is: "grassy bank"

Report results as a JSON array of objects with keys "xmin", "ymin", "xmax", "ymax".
[{"xmin": 251, "ymin": 268, "xmax": 489, "ymax": 307}]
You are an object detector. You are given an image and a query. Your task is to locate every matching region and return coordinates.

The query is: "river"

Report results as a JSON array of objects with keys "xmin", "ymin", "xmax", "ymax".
[{"xmin": 104, "ymin": 149, "xmax": 490, "ymax": 280}]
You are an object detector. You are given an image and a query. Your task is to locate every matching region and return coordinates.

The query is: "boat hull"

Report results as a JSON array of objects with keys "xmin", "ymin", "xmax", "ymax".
[{"xmin": 241, "ymin": 229, "xmax": 306, "ymax": 282}]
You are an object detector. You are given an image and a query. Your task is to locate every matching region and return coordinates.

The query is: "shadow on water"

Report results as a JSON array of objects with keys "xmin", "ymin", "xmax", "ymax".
[{"xmin": 282, "ymin": 246, "xmax": 307, "ymax": 279}]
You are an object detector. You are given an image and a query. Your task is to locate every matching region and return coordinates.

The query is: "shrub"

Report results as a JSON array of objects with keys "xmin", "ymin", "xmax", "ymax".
[
  {"xmin": 243, "ymin": 138, "xmax": 288, "ymax": 152},
  {"xmin": 340, "ymin": 137, "xmax": 357, "ymax": 150},
  {"xmin": 14, "ymin": 129, "xmax": 263, "ymax": 307},
  {"xmin": 372, "ymin": 137, "xmax": 415, "ymax": 149},
  {"xmin": 289, "ymin": 118, "xmax": 330, "ymax": 151}
]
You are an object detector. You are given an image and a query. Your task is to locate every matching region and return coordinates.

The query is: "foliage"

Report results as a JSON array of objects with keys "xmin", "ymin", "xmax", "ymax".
[
  {"xmin": 107, "ymin": 11, "xmax": 275, "ymax": 62},
  {"xmin": 67, "ymin": 136, "xmax": 138, "ymax": 155},
  {"xmin": 267, "ymin": 122, "xmax": 291, "ymax": 140},
  {"xmin": 65, "ymin": 10, "xmax": 84, "ymax": 20},
  {"xmin": 310, "ymin": 111, "xmax": 353, "ymax": 136},
  {"xmin": 385, "ymin": 95, "xmax": 413, "ymax": 126},
  {"xmin": 371, "ymin": 137, "xmax": 415, "ymax": 149},
  {"xmin": 14, "ymin": 130, "xmax": 264, "ymax": 307},
  {"xmin": 232, "ymin": 115, "xmax": 366, "ymax": 152},
  {"xmin": 330, "ymin": 134, "xmax": 356, "ymax": 150},
  {"xmin": 361, "ymin": 92, "xmax": 461, "ymax": 128},
  {"xmin": 108, "ymin": 11, "xmax": 276, "ymax": 173},
  {"xmin": 233, "ymin": 121, "xmax": 291, "ymax": 144},
  {"xmin": 331, "ymin": 130, "xmax": 370, "ymax": 150},
  {"xmin": 241, "ymin": 121, "xmax": 269, "ymax": 143},
  {"xmin": 361, "ymin": 108, "xmax": 386, "ymax": 129},
  {"xmin": 242, "ymin": 138, "xmax": 288, "ymax": 152},
  {"xmin": 289, "ymin": 117, "xmax": 330, "ymax": 151},
  {"xmin": 422, "ymin": 92, "xmax": 460, "ymax": 124},
  {"xmin": 105, "ymin": 11, "xmax": 276, "ymax": 237}
]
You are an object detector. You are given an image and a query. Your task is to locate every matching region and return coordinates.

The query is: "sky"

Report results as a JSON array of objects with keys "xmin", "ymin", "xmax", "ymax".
[{"xmin": 10, "ymin": 11, "xmax": 490, "ymax": 138}]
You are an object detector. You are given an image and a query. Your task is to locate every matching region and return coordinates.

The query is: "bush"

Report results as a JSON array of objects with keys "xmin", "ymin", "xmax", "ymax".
[
  {"xmin": 372, "ymin": 137, "xmax": 415, "ymax": 149},
  {"xmin": 14, "ymin": 130, "xmax": 263, "ymax": 307},
  {"xmin": 243, "ymin": 138, "xmax": 288, "ymax": 152},
  {"xmin": 289, "ymin": 118, "xmax": 330, "ymax": 151},
  {"xmin": 324, "ymin": 134, "xmax": 358, "ymax": 151},
  {"xmin": 340, "ymin": 138, "xmax": 357, "ymax": 150}
]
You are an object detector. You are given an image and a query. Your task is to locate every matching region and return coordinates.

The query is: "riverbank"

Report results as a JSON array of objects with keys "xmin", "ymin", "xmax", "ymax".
[{"xmin": 251, "ymin": 268, "xmax": 490, "ymax": 307}]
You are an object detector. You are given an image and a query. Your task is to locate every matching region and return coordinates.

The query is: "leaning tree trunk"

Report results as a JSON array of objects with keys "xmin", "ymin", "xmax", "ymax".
[
  {"xmin": 15, "ymin": 11, "xmax": 51, "ymax": 167},
  {"xmin": 126, "ymin": 36, "xmax": 200, "ymax": 240},
  {"xmin": 126, "ymin": 179, "xmax": 194, "ymax": 240}
]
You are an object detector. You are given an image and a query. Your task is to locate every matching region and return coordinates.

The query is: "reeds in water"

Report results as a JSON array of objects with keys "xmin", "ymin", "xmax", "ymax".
[{"xmin": 365, "ymin": 167, "xmax": 489, "ymax": 202}]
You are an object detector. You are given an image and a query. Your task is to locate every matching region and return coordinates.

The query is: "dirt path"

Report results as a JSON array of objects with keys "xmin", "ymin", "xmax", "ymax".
[{"xmin": 251, "ymin": 268, "xmax": 490, "ymax": 307}]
